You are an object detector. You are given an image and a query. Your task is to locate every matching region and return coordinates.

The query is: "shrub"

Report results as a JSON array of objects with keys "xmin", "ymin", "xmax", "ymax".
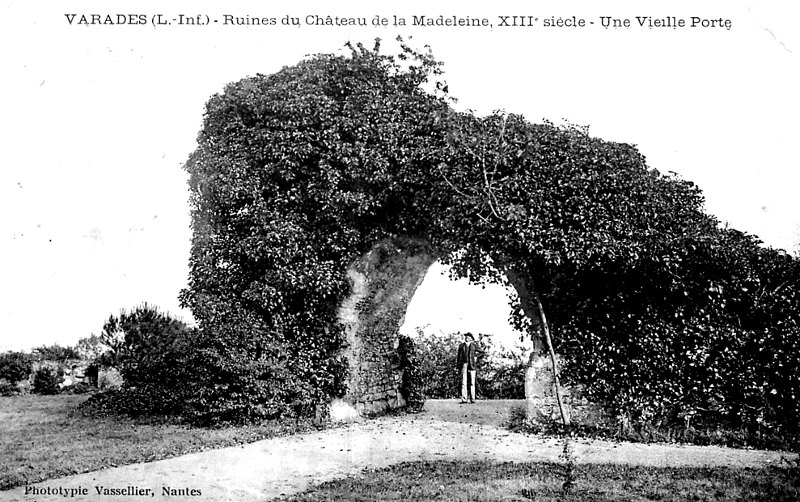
[
  {"xmin": 0, "ymin": 352, "xmax": 32, "ymax": 384},
  {"xmin": 398, "ymin": 335, "xmax": 425, "ymax": 411},
  {"xmin": 96, "ymin": 303, "xmax": 205, "ymax": 417},
  {"xmin": 61, "ymin": 381, "xmax": 95, "ymax": 395},
  {"xmin": 412, "ymin": 330, "xmax": 527, "ymax": 400},
  {"xmin": 413, "ymin": 331, "xmax": 460, "ymax": 399},
  {"xmin": 78, "ymin": 389, "xmax": 121, "ymax": 416},
  {"xmin": 32, "ymin": 367, "xmax": 61, "ymax": 395},
  {"xmin": 481, "ymin": 349, "xmax": 527, "ymax": 399},
  {"xmin": 100, "ymin": 303, "xmax": 193, "ymax": 389},
  {"xmin": 0, "ymin": 381, "xmax": 20, "ymax": 396},
  {"xmin": 80, "ymin": 387, "xmax": 182, "ymax": 418}
]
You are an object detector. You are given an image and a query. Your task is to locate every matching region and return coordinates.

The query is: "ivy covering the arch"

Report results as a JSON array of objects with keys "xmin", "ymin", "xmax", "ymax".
[{"xmin": 178, "ymin": 40, "xmax": 800, "ymax": 432}]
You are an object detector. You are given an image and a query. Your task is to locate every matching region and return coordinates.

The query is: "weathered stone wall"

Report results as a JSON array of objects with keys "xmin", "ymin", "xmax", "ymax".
[
  {"xmin": 337, "ymin": 237, "xmax": 436, "ymax": 416},
  {"xmin": 523, "ymin": 354, "xmax": 571, "ymax": 423},
  {"xmin": 524, "ymin": 356, "xmax": 608, "ymax": 426}
]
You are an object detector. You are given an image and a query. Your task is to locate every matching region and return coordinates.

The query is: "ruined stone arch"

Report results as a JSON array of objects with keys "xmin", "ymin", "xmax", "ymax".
[{"xmin": 180, "ymin": 44, "xmax": 715, "ymax": 426}]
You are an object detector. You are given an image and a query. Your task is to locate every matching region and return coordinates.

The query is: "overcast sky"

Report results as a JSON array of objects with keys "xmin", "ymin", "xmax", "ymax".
[{"xmin": 1, "ymin": 0, "xmax": 797, "ymax": 351}]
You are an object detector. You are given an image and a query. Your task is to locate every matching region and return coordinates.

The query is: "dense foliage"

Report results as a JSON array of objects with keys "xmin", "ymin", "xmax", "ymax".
[
  {"xmin": 180, "ymin": 40, "xmax": 453, "ymax": 424},
  {"xmin": 74, "ymin": 334, "xmax": 108, "ymax": 361},
  {"xmin": 555, "ymin": 229, "xmax": 800, "ymax": 433},
  {"xmin": 32, "ymin": 344, "xmax": 79, "ymax": 361},
  {"xmin": 178, "ymin": 38, "xmax": 799, "ymax": 431},
  {"xmin": 99, "ymin": 303, "xmax": 193, "ymax": 388},
  {"xmin": 411, "ymin": 331, "xmax": 526, "ymax": 400},
  {"xmin": 0, "ymin": 350, "xmax": 30, "ymax": 396},
  {"xmin": 0, "ymin": 351, "xmax": 32, "ymax": 384},
  {"xmin": 32, "ymin": 366, "xmax": 60, "ymax": 395},
  {"xmin": 411, "ymin": 331, "xmax": 460, "ymax": 399},
  {"xmin": 0, "ymin": 382, "xmax": 19, "ymax": 396},
  {"xmin": 82, "ymin": 304, "xmax": 196, "ymax": 416},
  {"xmin": 397, "ymin": 335, "xmax": 425, "ymax": 411}
]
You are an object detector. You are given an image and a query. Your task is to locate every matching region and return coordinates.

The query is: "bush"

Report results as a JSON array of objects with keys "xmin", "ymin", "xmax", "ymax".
[
  {"xmin": 413, "ymin": 331, "xmax": 460, "ymax": 399},
  {"xmin": 32, "ymin": 367, "xmax": 61, "ymax": 395},
  {"xmin": 412, "ymin": 331, "xmax": 527, "ymax": 400},
  {"xmin": 79, "ymin": 387, "xmax": 183, "ymax": 418},
  {"xmin": 96, "ymin": 303, "xmax": 204, "ymax": 418},
  {"xmin": 398, "ymin": 335, "xmax": 425, "ymax": 411},
  {"xmin": 61, "ymin": 381, "xmax": 95, "ymax": 395},
  {"xmin": 0, "ymin": 381, "xmax": 20, "ymax": 396},
  {"xmin": 0, "ymin": 352, "xmax": 32, "ymax": 384},
  {"xmin": 480, "ymin": 350, "xmax": 527, "ymax": 399},
  {"xmin": 100, "ymin": 303, "xmax": 194, "ymax": 389}
]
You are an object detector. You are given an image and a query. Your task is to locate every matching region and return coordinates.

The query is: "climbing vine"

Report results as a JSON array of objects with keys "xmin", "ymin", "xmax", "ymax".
[
  {"xmin": 397, "ymin": 334, "xmax": 425, "ymax": 412},
  {"xmin": 176, "ymin": 38, "xmax": 800, "ymax": 433}
]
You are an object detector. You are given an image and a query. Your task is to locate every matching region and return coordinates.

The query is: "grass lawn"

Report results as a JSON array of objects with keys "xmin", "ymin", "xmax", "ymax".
[
  {"xmin": 280, "ymin": 460, "xmax": 800, "ymax": 502},
  {"xmin": 0, "ymin": 394, "xmax": 321, "ymax": 490}
]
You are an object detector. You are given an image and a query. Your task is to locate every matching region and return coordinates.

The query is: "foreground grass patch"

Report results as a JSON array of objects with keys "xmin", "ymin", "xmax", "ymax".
[
  {"xmin": 502, "ymin": 404, "xmax": 800, "ymax": 452},
  {"xmin": 281, "ymin": 460, "xmax": 800, "ymax": 502},
  {"xmin": 0, "ymin": 394, "xmax": 320, "ymax": 490}
]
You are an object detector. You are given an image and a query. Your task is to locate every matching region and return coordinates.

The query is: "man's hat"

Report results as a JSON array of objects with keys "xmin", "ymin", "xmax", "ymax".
[{"xmin": 464, "ymin": 332, "xmax": 475, "ymax": 341}]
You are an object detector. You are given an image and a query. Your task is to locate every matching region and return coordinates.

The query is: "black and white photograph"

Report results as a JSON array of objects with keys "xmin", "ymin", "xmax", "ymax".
[{"xmin": 1, "ymin": 1, "xmax": 799, "ymax": 500}]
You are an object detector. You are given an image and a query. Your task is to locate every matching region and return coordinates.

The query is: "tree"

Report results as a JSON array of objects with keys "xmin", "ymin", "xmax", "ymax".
[{"xmin": 74, "ymin": 334, "xmax": 108, "ymax": 361}]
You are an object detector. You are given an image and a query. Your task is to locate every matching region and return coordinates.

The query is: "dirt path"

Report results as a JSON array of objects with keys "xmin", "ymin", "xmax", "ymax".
[{"xmin": 6, "ymin": 400, "xmax": 793, "ymax": 501}]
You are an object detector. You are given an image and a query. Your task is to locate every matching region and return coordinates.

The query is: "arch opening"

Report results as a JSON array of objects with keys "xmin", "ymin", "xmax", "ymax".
[
  {"xmin": 400, "ymin": 260, "xmax": 528, "ymax": 359},
  {"xmin": 334, "ymin": 237, "xmax": 569, "ymax": 423}
]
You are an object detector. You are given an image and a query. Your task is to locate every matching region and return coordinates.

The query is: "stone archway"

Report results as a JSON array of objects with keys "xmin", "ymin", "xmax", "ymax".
[{"xmin": 335, "ymin": 236, "xmax": 567, "ymax": 423}]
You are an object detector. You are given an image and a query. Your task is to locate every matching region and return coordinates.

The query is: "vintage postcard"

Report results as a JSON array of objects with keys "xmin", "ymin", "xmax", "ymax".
[{"xmin": 2, "ymin": 0, "xmax": 798, "ymax": 500}]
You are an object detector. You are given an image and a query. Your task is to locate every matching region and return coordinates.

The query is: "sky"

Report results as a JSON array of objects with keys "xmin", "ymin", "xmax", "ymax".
[{"xmin": 1, "ymin": 0, "xmax": 798, "ymax": 352}]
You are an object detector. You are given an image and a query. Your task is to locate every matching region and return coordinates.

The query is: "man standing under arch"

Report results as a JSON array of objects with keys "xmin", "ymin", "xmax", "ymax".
[{"xmin": 457, "ymin": 332, "xmax": 478, "ymax": 404}]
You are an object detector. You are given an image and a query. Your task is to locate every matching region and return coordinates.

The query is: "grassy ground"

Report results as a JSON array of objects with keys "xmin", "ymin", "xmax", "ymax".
[
  {"xmin": 279, "ymin": 460, "xmax": 800, "ymax": 502},
  {"xmin": 0, "ymin": 394, "xmax": 321, "ymax": 490},
  {"xmin": 4, "ymin": 395, "xmax": 797, "ymax": 497},
  {"xmin": 499, "ymin": 400, "xmax": 800, "ymax": 452}
]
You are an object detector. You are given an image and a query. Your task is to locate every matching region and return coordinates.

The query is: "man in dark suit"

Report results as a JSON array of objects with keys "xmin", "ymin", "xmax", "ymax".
[{"xmin": 457, "ymin": 332, "xmax": 477, "ymax": 403}]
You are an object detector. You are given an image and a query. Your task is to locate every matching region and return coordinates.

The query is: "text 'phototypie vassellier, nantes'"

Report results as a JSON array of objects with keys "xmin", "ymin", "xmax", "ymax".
[{"xmin": 24, "ymin": 485, "xmax": 202, "ymax": 497}]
